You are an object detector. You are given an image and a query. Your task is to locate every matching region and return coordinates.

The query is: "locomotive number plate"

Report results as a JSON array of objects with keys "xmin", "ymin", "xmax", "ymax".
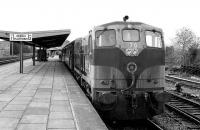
[{"xmin": 125, "ymin": 48, "xmax": 138, "ymax": 56}]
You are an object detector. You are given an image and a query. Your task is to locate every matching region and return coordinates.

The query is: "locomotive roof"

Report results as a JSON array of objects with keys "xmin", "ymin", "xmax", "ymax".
[{"xmin": 97, "ymin": 21, "xmax": 162, "ymax": 31}]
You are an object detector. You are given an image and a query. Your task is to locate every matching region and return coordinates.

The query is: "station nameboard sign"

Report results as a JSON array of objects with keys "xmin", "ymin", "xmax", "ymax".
[{"xmin": 10, "ymin": 33, "xmax": 32, "ymax": 41}]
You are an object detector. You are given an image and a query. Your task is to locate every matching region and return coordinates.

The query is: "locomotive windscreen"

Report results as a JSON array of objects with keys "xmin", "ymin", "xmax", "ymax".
[
  {"xmin": 145, "ymin": 31, "xmax": 162, "ymax": 48},
  {"xmin": 96, "ymin": 30, "xmax": 116, "ymax": 47},
  {"xmin": 122, "ymin": 29, "xmax": 140, "ymax": 42}
]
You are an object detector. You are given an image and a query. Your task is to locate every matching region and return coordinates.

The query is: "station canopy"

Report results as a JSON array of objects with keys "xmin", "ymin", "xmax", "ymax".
[
  {"xmin": 47, "ymin": 40, "xmax": 70, "ymax": 51},
  {"xmin": 0, "ymin": 29, "xmax": 71, "ymax": 48}
]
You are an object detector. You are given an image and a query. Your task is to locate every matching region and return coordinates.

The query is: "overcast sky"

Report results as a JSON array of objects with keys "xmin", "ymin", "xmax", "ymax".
[{"xmin": 0, "ymin": 0, "xmax": 200, "ymax": 46}]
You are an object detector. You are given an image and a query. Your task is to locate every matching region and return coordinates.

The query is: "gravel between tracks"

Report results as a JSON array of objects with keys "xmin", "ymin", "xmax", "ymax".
[{"xmin": 153, "ymin": 111, "xmax": 195, "ymax": 130}]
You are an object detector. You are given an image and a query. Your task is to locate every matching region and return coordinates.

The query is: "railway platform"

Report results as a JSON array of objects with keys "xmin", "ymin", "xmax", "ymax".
[{"xmin": 0, "ymin": 57, "xmax": 107, "ymax": 130}]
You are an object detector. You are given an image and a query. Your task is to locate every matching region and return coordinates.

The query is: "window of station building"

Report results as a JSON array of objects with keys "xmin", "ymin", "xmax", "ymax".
[
  {"xmin": 96, "ymin": 30, "xmax": 116, "ymax": 47},
  {"xmin": 145, "ymin": 31, "xmax": 162, "ymax": 48},
  {"xmin": 122, "ymin": 29, "xmax": 140, "ymax": 42}
]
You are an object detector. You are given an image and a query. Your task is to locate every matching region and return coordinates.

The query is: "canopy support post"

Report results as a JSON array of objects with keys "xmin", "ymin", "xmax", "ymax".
[
  {"xmin": 33, "ymin": 44, "xmax": 35, "ymax": 66},
  {"xmin": 20, "ymin": 41, "xmax": 23, "ymax": 73}
]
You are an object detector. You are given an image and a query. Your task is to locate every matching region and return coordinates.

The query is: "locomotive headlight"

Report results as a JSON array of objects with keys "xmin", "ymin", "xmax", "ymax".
[{"xmin": 127, "ymin": 62, "xmax": 137, "ymax": 74}]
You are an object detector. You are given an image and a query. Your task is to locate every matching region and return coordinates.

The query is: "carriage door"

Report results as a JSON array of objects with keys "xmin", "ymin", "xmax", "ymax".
[
  {"xmin": 79, "ymin": 41, "xmax": 84, "ymax": 73},
  {"xmin": 85, "ymin": 35, "xmax": 92, "ymax": 74}
]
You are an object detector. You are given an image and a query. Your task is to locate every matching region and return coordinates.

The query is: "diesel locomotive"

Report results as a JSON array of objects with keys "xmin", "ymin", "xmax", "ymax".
[{"xmin": 62, "ymin": 20, "xmax": 169, "ymax": 120}]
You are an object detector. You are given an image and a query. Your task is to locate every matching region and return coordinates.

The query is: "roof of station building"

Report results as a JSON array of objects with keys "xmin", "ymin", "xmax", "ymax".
[{"xmin": 0, "ymin": 29, "xmax": 71, "ymax": 48}]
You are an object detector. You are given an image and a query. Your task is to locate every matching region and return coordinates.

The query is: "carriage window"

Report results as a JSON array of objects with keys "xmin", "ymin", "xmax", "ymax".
[
  {"xmin": 122, "ymin": 29, "xmax": 140, "ymax": 42},
  {"xmin": 145, "ymin": 31, "xmax": 162, "ymax": 48},
  {"xmin": 96, "ymin": 30, "xmax": 116, "ymax": 47}
]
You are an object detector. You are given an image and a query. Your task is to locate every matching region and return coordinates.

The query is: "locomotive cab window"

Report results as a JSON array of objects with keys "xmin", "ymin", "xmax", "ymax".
[
  {"xmin": 96, "ymin": 30, "xmax": 116, "ymax": 47},
  {"xmin": 145, "ymin": 31, "xmax": 162, "ymax": 48},
  {"xmin": 122, "ymin": 29, "xmax": 140, "ymax": 42}
]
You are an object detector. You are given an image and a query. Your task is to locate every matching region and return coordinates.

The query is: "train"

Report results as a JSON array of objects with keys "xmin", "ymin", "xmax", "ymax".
[{"xmin": 61, "ymin": 19, "xmax": 170, "ymax": 121}]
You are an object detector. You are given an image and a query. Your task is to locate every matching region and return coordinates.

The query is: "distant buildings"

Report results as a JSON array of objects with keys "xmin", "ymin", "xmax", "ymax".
[
  {"xmin": 0, "ymin": 40, "xmax": 34, "ymax": 58},
  {"xmin": 0, "ymin": 41, "xmax": 10, "ymax": 57}
]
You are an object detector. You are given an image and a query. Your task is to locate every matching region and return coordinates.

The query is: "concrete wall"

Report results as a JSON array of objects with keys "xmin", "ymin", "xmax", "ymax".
[{"xmin": 0, "ymin": 41, "xmax": 10, "ymax": 57}]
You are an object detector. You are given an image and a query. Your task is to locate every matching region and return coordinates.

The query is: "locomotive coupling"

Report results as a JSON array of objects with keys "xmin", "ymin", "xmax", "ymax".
[
  {"xmin": 97, "ymin": 91, "xmax": 117, "ymax": 110},
  {"xmin": 144, "ymin": 92, "xmax": 148, "ymax": 101},
  {"xmin": 154, "ymin": 91, "xmax": 171, "ymax": 103},
  {"xmin": 131, "ymin": 93, "xmax": 137, "ymax": 109}
]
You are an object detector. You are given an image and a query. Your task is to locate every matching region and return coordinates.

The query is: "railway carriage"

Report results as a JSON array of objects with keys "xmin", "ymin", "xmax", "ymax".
[{"xmin": 63, "ymin": 21, "xmax": 169, "ymax": 120}]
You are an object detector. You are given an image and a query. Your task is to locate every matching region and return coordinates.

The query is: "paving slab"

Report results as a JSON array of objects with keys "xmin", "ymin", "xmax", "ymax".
[
  {"xmin": 29, "ymin": 102, "xmax": 49, "ymax": 108},
  {"xmin": 0, "ymin": 58, "xmax": 107, "ymax": 130},
  {"xmin": 24, "ymin": 107, "xmax": 49, "ymax": 115},
  {"xmin": 48, "ymin": 119, "xmax": 75, "ymax": 129},
  {"xmin": 0, "ymin": 101, "xmax": 8, "ymax": 110},
  {"xmin": 10, "ymin": 99, "xmax": 31, "ymax": 105},
  {"xmin": 0, "ymin": 94, "xmax": 14, "ymax": 102},
  {"xmin": 20, "ymin": 115, "xmax": 48, "ymax": 123},
  {"xmin": 32, "ymin": 98, "xmax": 50, "ymax": 103},
  {"xmin": 51, "ymin": 100, "xmax": 70, "ymax": 105},
  {"xmin": 48, "ymin": 129, "xmax": 76, "ymax": 130},
  {"xmin": 0, "ymin": 110, "xmax": 23, "ymax": 118},
  {"xmin": 17, "ymin": 124, "xmax": 46, "ymax": 130},
  {"xmin": 4, "ymin": 104, "xmax": 27, "ymax": 111},
  {"xmin": 14, "ymin": 97, "xmax": 32, "ymax": 101},
  {"xmin": 50, "ymin": 105, "xmax": 71, "ymax": 112},
  {"xmin": 0, "ymin": 118, "xmax": 19, "ymax": 128},
  {"xmin": 49, "ymin": 111, "xmax": 73, "ymax": 119}
]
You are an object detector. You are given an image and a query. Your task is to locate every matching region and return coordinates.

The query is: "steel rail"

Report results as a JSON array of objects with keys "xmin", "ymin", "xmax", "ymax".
[
  {"xmin": 166, "ymin": 75, "xmax": 200, "ymax": 85},
  {"xmin": 165, "ymin": 75, "xmax": 200, "ymax": 89},
  {"xmin": 147, "ymin": 118, "xmax": 164, "ymax": 130},
  {"xmin": 0, "ymin": 56, "xmax": 32, "ymax": 65},
  {"xmin": 166, "ymin": 91, "xmax": 200, "ymax": 125},
  {"xmin": 165, "ymin": 103, "xmax": 200, "ymax": 125}
]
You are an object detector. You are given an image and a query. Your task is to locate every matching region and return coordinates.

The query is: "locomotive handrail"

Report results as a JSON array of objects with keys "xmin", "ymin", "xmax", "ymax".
[{"xmin": 121, "ymin": 74, "xmax": 136, "ymax": 94}]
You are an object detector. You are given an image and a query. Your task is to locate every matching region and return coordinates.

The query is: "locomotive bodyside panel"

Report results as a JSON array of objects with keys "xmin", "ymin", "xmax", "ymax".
[
  {"xmin": 92, "ymin": 47, "xmax": 165, "ymax": 88},
  {"xmin": 64, "ymin": 41, "xmax": 75, "ymax": 71},
  {"xmin": 137, "ymin": 65, "xmax": 165, "ymax": 90}
]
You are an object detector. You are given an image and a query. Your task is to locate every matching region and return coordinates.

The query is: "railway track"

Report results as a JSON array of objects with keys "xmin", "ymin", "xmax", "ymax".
[
  {"xmin": 165, "ymin": 75, "xmax": 200, "ymax": 89},
  {"xmin": 0, "ymin": 56, "xmax": 33, "ymax": 65},
  {"xmin": 105, "ymin": 119, "xmax": 163, "ymax": 130},
  {"xmin": 165, "ymin": 91, "xmax": 200, "ymax": 129},
  {"xmin": 146, "ymin": 119, "xmax": 164, "ymax": 130},
  {"xmin": 165, "ymin": 74, "xmax": 200, "ymax": 102}
]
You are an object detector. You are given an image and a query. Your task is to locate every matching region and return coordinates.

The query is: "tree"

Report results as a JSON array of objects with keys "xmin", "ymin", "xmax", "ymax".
[
  {"xmin": 172, "ymin": 27, "xmax": 200, "ymax": 65},
  {"xmin": 165, "ymin": 46, "xmax": 176, "ymax": 69},
  {"xmin": 188, "ymin": 48, "xmax": 198, "ymax": 64},
  {"xmin": 174, "ymin": 27, "xmax": 197, "ymax": 51}
]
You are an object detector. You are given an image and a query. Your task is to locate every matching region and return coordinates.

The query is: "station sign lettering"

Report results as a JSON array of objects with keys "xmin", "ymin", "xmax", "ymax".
[{"xmin": 10, "ymin": 33, "xmax": 32, "ymax": 41}]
